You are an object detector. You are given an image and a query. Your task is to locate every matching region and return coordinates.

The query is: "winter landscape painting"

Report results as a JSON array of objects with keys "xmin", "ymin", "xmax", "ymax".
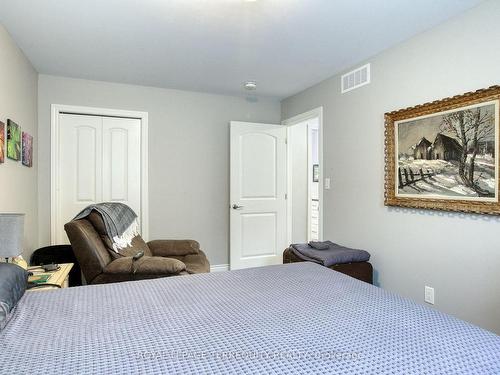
[
  {"xmin": 397, "ymin": 101, "xmax": 497, "ymax": 200},
  {"xmin": 385, "ymin": 86, "xmax": 500, "ymax": 215}
]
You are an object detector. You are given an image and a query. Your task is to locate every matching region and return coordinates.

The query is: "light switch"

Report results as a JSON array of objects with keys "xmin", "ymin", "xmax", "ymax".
[{"xmin": 324, "ymin": 178, "xmax": 331, "ymax": 190}]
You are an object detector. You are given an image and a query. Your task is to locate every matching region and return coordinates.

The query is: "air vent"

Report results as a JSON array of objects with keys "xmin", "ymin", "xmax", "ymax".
[{"xmin": 341, "ymin": 63, "xmax": 370, "ymax": 93}]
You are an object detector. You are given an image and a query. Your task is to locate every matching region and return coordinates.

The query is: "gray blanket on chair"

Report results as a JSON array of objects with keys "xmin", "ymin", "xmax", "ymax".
[
  {"xmin": 73, "ymin": 202, "xmax": 138, "ymax": 252},
  {"xmin": 290, "ymin": 241, "xmax": 370, "ymax": 267}
]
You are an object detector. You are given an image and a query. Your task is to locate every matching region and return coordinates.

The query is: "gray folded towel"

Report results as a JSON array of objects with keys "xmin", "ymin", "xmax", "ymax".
[
  {"xmin": 308, "ymin": 241, "xmax": 329, "ymax": 250},
  {"xmin": 290, "ymin": 241, "xmax": 370, "ymax": 267}
]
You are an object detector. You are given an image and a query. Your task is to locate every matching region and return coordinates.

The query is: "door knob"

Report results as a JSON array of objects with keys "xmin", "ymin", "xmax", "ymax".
[{"xmin": 232, "ymin": 204, "xmax": 244, "ymax": 210}]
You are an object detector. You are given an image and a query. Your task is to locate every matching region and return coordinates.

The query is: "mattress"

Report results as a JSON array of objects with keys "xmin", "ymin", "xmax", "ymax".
[{"xmin": 0, "ymin": 262, "xmax": 499, "ymax": 374}]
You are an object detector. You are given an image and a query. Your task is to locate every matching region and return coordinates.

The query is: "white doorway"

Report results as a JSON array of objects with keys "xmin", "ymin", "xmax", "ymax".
[
  {"xmin": 51, "ymin": 105, "xmax": 149, "ymax": 245},
  {"xmin": 229, "ymin": 111, "xmax": 323, "ymax": 270},
  {"xmin": 229, "ymin": 121, "xmax": 287, "ymax": 270},
  {"xmin": 283, "ymin": 107, "xmax": 324, "ymax": 245}
]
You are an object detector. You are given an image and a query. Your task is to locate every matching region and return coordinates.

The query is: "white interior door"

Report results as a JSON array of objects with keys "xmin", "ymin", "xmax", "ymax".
[
  {"xmin": 230, "ymin": 121, "xmax": 287, "ymax": 270},
  {"xmin": 56, "ymin": 113, "xmax": 141, "ymax": 244}
]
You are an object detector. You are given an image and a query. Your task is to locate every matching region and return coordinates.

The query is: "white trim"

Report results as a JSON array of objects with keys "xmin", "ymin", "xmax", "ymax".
[
  {"xmin": 211, "ymin": 264, "xmax": 229, "ymax": 272},
  {"xmin": 306, "ymin": 123, "xmax": 314, "ymax": 242},
  {"xmin": 50, "ymin": 104, "xmax": 149, "ymax": 244},
  {"xmin": 282, "ymin": 107, "xmax": 324, "ymax": 245},
  {"xmin": 285, "ymin": 126, "xmax": 294, "ymax": 245}
]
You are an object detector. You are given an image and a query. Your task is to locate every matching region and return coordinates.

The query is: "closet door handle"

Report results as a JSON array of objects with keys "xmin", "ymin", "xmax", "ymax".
[{"xmin": 232, "ymin": 204, "xmax": 244, "ymax": 210}]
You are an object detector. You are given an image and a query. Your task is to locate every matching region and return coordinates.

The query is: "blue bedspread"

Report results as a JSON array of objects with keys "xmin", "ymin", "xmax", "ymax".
[{"xmin": 1, "ymin": 263, "xmax": 499, "ymax": 374}]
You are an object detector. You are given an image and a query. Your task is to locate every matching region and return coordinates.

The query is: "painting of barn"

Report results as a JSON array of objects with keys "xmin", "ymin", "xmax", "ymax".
[
  {"xmin": 431, "ymin": 133, "xmax": 462, "ymax": 161},
  {"xmin": 396, "ymin": 100, "xmax": 497, "ymax": 200},
  {"xmin": 413, "ymin": 137, "xmax": 432, "ymax": 160}
]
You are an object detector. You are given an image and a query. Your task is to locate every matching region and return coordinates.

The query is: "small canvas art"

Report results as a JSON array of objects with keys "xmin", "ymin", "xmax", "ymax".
[
  {"xmin": 22, "ymin": 132, "xmax": 33, "ymax": 167},
  {"xmin": 0, "ymin": 121, "xmax": 5, "ymax": 163},
  {"xmin": 7, "ymin": 119, "xmax": 21, "ymax": 161}
]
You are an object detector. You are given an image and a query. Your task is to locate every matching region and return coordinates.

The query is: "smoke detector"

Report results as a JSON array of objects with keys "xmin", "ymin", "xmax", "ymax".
[{"xmin": 244, "ymin": 81, "xmax": 257, "ymax": 91}]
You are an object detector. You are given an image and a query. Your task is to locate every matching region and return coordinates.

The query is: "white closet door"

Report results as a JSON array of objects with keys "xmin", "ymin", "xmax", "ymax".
[
  {"xmin": 102, "ymin": 117, "xmax": 142, "ymax": 230},
  {"xmin": 58, "ymin": 114, "xmax": 103, "ymax": 244},
  {"xmin": 56, "ymin": 114, "xmax": 142, "ymax": 244}
]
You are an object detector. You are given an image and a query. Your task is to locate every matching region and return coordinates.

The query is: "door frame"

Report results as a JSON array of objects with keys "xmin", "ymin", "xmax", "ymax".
[
  {"xmin": 50, "ymin": 104, "xmax": 149, "ymax": 244},
  {"xmin": 282, "ymin": 107, "xmax": 324, "ymax": 245},
  {"xmin": 307, "ymin": 123, "xmax": 319, "ymax": 242}
]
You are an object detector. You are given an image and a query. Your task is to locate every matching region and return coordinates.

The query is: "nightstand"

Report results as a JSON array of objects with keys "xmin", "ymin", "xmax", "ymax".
[{"xmin": 27, "ymin": 263, "xmax": 74, "ymax": 291}]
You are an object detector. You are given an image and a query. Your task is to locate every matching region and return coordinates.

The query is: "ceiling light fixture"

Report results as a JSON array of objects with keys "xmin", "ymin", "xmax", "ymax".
[{"xmin": 244, "ymin": 81, "xmax": 257, "ymax": 91}]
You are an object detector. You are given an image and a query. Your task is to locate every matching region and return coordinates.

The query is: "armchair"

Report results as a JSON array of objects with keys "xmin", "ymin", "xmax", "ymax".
[{"xmin": 64, "ymin": 211, "xmax": 209, "ymax": 284}]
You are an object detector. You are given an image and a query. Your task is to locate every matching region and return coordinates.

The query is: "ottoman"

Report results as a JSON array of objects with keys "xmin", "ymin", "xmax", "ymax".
[{"xmin": 283, "ymin": 247, "xmax": 373, "ymax": 284}]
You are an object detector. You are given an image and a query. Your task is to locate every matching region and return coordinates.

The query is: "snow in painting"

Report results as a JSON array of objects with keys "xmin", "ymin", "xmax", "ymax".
[{"xmin": 396, "ymin": 101, "xmax": 497, "ymax": 200}]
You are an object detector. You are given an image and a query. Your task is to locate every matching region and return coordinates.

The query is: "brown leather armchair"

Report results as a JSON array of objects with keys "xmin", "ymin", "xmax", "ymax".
[{"xmin": 64, "ymin": 211, "xmax": 210, "ymax": 284}]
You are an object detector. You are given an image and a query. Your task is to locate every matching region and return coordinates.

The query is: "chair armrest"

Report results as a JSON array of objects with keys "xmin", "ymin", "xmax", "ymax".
[
  {"xmin": 104, "ymin": 256, "xmax": 186, "ymax": 275},
  {"xmin": 147, "ymin": 240, "xmax": 200, "ymax": 257}
]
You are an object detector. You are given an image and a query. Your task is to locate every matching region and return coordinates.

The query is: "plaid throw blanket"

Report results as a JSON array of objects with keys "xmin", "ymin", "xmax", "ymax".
[{"xmin": 73, "ymin": 203, "xmax": 139, "ymax": 253}]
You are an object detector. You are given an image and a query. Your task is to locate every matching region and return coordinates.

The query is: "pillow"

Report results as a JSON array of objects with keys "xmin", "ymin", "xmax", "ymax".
[{"xmin": 0, "ymin": 263, "xmax": 28, "ymax": 330}]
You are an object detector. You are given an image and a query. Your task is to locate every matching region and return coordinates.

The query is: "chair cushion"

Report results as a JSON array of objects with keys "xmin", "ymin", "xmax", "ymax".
[
  {"xmin": 87, "ymin": 211, "xmax": 152, "ymax": 258},
  {"xmin": 147, "ymin": 240, "xmax": 200, "ymax": 257},
  {"xmin": 104, "ymin": 256, "xmax": 186, "ymax": 275},
  {"xmin": 0, "ymin": 263, "xmax": 28, "ymax": 330},
  {"xmin": 166, "ymin": 250, "xmax": 210, "ymax": 274}
]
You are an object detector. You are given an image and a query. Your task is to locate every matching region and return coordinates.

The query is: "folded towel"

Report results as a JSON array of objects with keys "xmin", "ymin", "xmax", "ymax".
[
  {"xmin": 73, "ymin": 202, "xmax": 139, "ymax": 253},
  {"xmin": 308, "ymin": 241, "xmax": 329, "ymax": 250},
  {"xmin": 290, "ymin": 241, "xmax": 370, "ymax": 267}
]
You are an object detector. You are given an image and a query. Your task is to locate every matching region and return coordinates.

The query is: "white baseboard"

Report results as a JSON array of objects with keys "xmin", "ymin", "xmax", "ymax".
[{"xmin": 210, "ymin": 264, "xmax": 229, "ymax": 272}]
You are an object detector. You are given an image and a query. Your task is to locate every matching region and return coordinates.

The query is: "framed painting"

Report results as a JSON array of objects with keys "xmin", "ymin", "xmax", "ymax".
[
  {"xmin": 0, "ymin": 121, "xmax": 4, "ymax": 163},
  {"xmin": 385, "ymin": 86, "xmax": 500, "ymax": 215},
  {"xmin": 7, "ymin": 119, "xmax": 21, "ymax": 161},
  {"xmin": 22, "ymin": 131, "xmax": 33, "ymax": 167}
]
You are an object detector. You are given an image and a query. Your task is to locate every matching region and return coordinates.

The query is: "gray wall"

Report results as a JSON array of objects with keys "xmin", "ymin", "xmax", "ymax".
[
  {"xmin": 0, "ymin": 25, "xmax": 38, "ymax": 258},
  {"xmin": 282, "ymin": 0, "xmax": 500, "ymax": 334},
  {"xmin": 38, "ymin": 75, "xmax": 281, "ymax": 265}
]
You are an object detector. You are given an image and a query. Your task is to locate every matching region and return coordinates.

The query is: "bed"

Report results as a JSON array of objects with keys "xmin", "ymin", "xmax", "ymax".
[{"xmin": 1, "ymin": 262, "xmax": 499, "ymax": 374}]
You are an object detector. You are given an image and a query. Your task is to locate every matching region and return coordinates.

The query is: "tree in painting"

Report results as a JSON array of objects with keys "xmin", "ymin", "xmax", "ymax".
[{"xmin": 440, "ymin": 107, "xmax": 494, "ymax": 196}]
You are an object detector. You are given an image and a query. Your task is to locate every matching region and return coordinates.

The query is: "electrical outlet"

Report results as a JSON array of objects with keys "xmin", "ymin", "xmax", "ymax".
[{"xmin": 424, "ymin": 286, "xmax": 435, "ymax": 305}]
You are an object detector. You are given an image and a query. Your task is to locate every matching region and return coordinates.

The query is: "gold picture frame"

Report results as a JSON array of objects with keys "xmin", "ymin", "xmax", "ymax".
[{"xmin": 384, "ymin": 86, "xmax": 500, "ymax": 215}]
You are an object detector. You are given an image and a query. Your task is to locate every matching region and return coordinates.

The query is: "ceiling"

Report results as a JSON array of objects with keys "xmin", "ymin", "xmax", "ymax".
[{"xmin": 0, "ymin": 0, "xmax": 485, "ymax": 99}]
